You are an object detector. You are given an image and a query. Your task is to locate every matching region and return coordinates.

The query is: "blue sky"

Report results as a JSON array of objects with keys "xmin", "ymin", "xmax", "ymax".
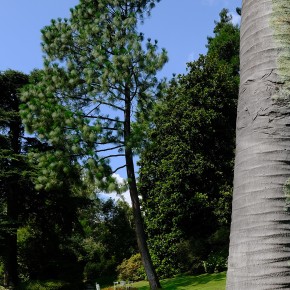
[
  {"xmin": 0, "ymin": 0, "xmax": 241, "ymax": 77},
  {"xmin": 0, "ymin": 0, "xmax": 241, "ymax": 202}
]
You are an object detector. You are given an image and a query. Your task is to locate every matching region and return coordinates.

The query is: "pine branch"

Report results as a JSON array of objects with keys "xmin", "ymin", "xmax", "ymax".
[
  {"xmin": 82, "ymin": 114, "xmax": 124, "ymax": 123},
  {"xmin": 112, "ymin": 164, "xmax": 127, "ymax": 174},
  {"xmin": 95, "ymin": 145, "xmax": 124, "ymax": 153},
  {"xmin": 90, "ymin": 98, "xmax": 125, "ymax": 111},
  {"xmin": 98, "ymin": 154, "xmax": 125, "ymax": 162}
]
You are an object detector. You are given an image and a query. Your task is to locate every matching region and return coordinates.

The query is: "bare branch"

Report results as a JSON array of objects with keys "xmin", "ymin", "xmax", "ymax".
[
  {"xmin": 98, "ymin": 154, "xmax": 125, "ymax": 162},
  {"xmin": 95, "ymin": 145, "xmax": 124, "ymax": 153},
  {"xmin": 96, "ymin": 139, "xmax": 124, "ymax": 145},
  {"xmin": 112, "ymin": 164, "xmax": 127, "ymax": 175},
  {"xmin": 89, "ymin": 98, "xmax": 125, "ymax": 111},
  {"xmin": 82, "ymin": 114, "xmax": 124, "ymax": 123}
]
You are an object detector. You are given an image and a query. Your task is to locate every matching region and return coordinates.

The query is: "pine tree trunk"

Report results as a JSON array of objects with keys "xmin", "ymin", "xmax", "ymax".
[
  {"xmin": 227, "ymin": 0, "xmax": 290, "ymax": 288},
  {"xmin": 124, "ymin": 87, "xmax": 161, "ymax": 290}
]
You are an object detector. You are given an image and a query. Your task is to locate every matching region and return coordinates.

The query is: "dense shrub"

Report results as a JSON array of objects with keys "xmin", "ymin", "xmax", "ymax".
[
  {"xmin": 16, "ymin": 280, "xmax": 71, "ymax": 290},
  {"xmin": 83, "ymin": 256, "xmax": 117, "ymax": 282},
  {"xmin": 203, "ymin": 251, "xmax": 228, "ymax": 274},
  {"xmin": 175, "ymin": 236, "xmax": 228, "ymax": 275},
  {"xmin": 176, "ymin": 239, "xmax": 207, "ymax": 273},
  {"xmin": 116, "ymin": 254, "xmax": 145, "ymax": 281}
]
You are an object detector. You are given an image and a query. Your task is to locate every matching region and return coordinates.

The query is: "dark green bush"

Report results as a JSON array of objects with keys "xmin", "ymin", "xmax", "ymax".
[
  {"xmin": 83, "ymin": 257, "xmax": 116, "ymax": 282},
  {"xmin": 175, "ymin": 239, "xmax": 206, "ymax": 275},
  {"xmin": 16, "ymin": 280, "xmax": 70, "ymax": 290},
  {"xmin": 203, "ymin": 251, "xmax": 228, "ymax": 274}
]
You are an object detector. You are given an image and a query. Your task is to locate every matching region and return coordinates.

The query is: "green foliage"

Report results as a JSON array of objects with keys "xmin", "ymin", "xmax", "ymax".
[
  {"xmin": 20, "ymin": 1, "xmax": 166, "ymax": 286},
  {"xmin": 16, "ymin": 177, "xmax": 87, "ymax": 283},
  {"xmin": 0, "ymin": 261, "xmax": 4, "ymax": 285},
  {"xmin": 202, "ymin": 252, "xmax": 227, "ymax": 274},
  {"xmin": 20, "ymin": 0, "xmax": 167, "ymax": 191},
  {"xmin": 0, "ymin": 69, "xmax": 90, "ymax": 285},
  {"xmin": 0, "ymin": 71, "xmax": 94, "ymax": 287},
  {"xmin": 207, "ymin": 9, "xmax": 240, "ymax": 73},
  {"xmin": 0, "ymin": 69, "xmax": 29, "ymax": 204},
  {"xmin": 15, "ymin": 183, "xmax": 136, "ymax": 285},
  {"xmin": 63, "ymin": 197, "xmax": 137, "ymax": 284},
  {"xmin": 15, "ymin": 188, "xmax": 137, "ymax": 285},
  {"xmin": 138, "ymin": 9, "xmax": 239, "ymax": 277},
  {"xmin": 103, "ymin": 288, "xmax": 137, "ymax": 290},
  {"xmin": 140, "ymin": 54, "xmax": 237, "ymax": 277},
  {"xmin": 116, "ymin": 253, "xmax": 146, "ymax": 281},
  {"xmin": 0, "ymin": 70, "xmax": 31, "ymax": 286},
  {"xmin": 16, "ymin": 280, "xmax": 71, "ymax": 290},
  {"xmin": 175, "ymin": 239, "xmax": 205, "ymax": 275}
]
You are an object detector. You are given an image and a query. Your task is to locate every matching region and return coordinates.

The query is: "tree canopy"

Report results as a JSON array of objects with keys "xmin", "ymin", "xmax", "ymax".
[
  {"xmin": 0, "ymin": 70, "xmax": 30, "ymax": 287},
  {"xmin": 138, "ymin": 9, "xmax": 239, "ymax": 277}
]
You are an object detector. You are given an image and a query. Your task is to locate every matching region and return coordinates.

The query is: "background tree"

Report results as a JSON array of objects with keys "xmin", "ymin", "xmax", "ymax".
[
  {"xmin": 227, "ymin": 1, "xmax": 290, "ymax": 288},
  {"xmin": 20, "ymin": 0, "xmax": 167, "ymax": 288},
  {"xmin": 0, "ymin": 70, "xmax": 87, "ymax": 288},
  {"xmin": 207, "ymin": 8, "xmax": 239, "ymax": 74},
  {"xmin": 74, "ymin": 197, "xmax": 137, "ymax": 283},
  {"xmin": 0, "ymin": 70, "xmax": 29, "ymax": 287},
  {"xmin": 138, "ymin": 9, "xmax": 239, "ymax": 277}
]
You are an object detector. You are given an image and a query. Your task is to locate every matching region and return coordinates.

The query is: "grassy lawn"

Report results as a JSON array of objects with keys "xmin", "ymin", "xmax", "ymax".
[
  {"xmin": 6, "ymin": 272, "xmax": 226, "ymax": 290},
  {"xmin": 132, "ymin": 272, "xmax": 226, "ymax": 290}
]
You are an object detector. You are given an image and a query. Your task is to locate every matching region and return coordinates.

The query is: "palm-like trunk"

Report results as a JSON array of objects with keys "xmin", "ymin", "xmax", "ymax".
[
  {"xmin": 227, "ymin": 1, "xmax": 290, "ymax": 289},
  {"xmin": 124, "ymin": 87, "xmax": 161, "ymax": 290}
]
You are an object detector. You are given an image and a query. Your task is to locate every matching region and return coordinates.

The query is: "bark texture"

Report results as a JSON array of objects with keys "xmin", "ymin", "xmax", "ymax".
[{"xmin": 227, "ymin": 0, "xmax": 290, "ymax": 289}]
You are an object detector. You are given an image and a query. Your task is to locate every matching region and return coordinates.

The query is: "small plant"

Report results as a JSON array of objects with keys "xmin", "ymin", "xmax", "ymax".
[{"xmin": 116, "ymin": 254, "xmax": 145, "ymax": 281}]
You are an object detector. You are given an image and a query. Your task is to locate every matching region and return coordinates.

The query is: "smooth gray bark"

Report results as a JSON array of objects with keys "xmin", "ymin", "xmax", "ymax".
[{"xmin": 227, "ymin": 0, "xmax": 290, "ymax": 289}]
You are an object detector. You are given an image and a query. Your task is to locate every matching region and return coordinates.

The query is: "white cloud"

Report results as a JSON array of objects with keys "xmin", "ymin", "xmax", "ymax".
[
  {"xmin": 112, "ymin": 173, "xmax": 125, "ymax": 184},
  {"xmin": 99, "ymin": 173, "xmax": 132, "ymax": 205},
  {"xmin": 100, "ymin": 190, "xmax": 131, "ymax": 205}
]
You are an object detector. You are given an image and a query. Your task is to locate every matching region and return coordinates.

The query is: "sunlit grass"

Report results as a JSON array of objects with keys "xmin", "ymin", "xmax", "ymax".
[{"xmin": 132, "ymin": 272, "xmax": 226, "ymax": 290}]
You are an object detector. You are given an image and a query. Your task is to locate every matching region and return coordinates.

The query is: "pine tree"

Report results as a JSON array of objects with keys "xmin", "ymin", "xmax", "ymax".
[
  {"xmin": 0, "ymin": 70, "xmax": 29, "ymax": 287},
  {"xmin": 20, "ymin": 1, "xmax": 167, "ymax": 288}
]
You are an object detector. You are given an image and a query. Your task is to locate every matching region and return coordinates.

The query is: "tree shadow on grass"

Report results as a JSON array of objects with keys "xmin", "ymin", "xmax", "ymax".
[{"xmin": 137, "ymin": 272, "xmax": 226, "ymax": 290}]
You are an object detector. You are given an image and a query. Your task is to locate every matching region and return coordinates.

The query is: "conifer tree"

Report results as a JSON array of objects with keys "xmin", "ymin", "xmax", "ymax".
[
  {"xmin": 0, "ymin": 70, "xmax": 29, "ymax": 287},
  {"xmin": 20, "ymin": 1, "xmax": 167, "ymax": 288}
]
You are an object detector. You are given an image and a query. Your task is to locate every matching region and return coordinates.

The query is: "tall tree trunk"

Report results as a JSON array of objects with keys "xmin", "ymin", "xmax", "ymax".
[
  {"xmin": 124, "ymin": 87, "xmax": 161, "ymax": 290},
  {"xmin": 227, "ymin": 0, "xmax": 290, "ymax": 289}
]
